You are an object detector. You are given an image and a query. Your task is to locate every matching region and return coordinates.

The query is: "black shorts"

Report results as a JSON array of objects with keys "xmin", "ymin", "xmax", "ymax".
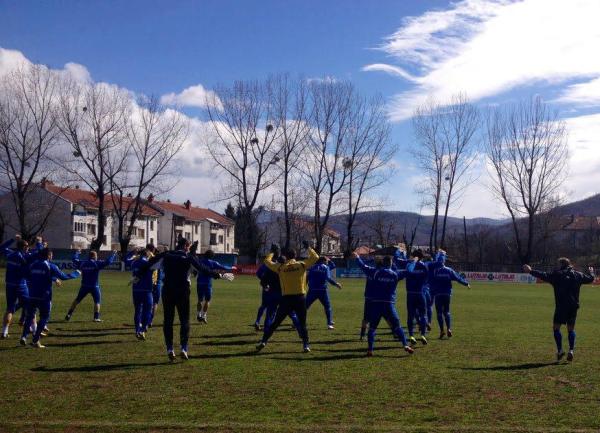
[{"xmin": 553, "ymin": 307, "xmax": 578, "ymax": 326}]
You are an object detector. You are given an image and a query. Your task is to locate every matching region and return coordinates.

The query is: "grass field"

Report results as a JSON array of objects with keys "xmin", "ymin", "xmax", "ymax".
[{"xmin": 2, "ymin": 271, "xmax": 600, "ymax": 433}]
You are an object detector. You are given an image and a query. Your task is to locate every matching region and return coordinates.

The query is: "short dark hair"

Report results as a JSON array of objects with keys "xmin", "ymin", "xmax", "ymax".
[
  {"xmin": 411, "ymin": 249, "xmax": 424, "ymax": 259},
  {"xmin": 286, "ymin": 248, "xmax": 297, "ymax": 260},
  {"xmin": 146, "ymin": 243, "xmax": 156, "ymax": 252},
  {"xmin": 176, "ymin": 238, "xmax": 190, "ymax": 250},
  {"xmin": 276, "ymin": 255, "xmax": 286, "ymax": 264},
  {"xmin": 17, "ymin": 239, "xmax": 28, "ymax": 250},
  {"xmin": 558, "ymin": 257, "xmax": 571, "ymax": 268},
  {"xmin": 40, "ymin": 248, "xmax": 52, "ymax": 259},
  {"xmin": 317, "ymin": 256, "xmax": 327, "ymax": 264},
  {"xmin": 383, "ymin": 256, "xmax": 393, "ymax": 267},
  {"xmin": 204, "ymin": 249, "xmax": 215, "ymax": 259}
]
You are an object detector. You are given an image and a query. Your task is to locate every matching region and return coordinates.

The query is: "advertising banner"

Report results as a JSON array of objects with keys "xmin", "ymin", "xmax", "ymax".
[{"xmin": 463, "ymin": 271, "xmax": 537, "ymax": 284}]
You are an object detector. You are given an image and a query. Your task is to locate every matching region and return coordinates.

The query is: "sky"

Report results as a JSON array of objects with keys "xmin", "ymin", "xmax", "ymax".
[{"xmin": 1, "ymin": 0, "xmax": 600, "ymax": 219}]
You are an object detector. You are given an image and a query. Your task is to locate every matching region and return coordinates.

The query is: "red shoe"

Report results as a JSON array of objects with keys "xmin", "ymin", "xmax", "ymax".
[{"xmin": 404, "ymin": 345, "xmax": 414, "ymax": 354}]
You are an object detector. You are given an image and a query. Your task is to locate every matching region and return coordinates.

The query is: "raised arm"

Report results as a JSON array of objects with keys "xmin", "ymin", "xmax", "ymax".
[
  {"xmin": 524, "ymin": 264, "xmax": 553, "ymax": 284},
  {"xmin": 190, "ymin": 255, "xmax": 221, "ymax": 279},
  {"xmin": 72, "ymin": 250, "xmax": 82, "ymax": 269},
  {"xmin": 581, "ymin": 267, "xmax": 596, "ymax": 284},
  {"xmin": 0, "ymin": 238, "xmax": 14, "ymax": 256},
  {"xmin": 302, "ymin": 247, "xmax": 320, "ymax": 269},
  {"xmin": 263, "ymin": 253, "xmax": 280, "ymax": 273},
  {"xmin": 98, "ymin": 251, "xmax": 117, "ymax": 269},
  {"xmin": 123, "ymin": 251, "xmax": 137, "ymax": 267},
  {"xmin": 353, "ymin": 253, "xmax": 375, "ymax": 277},
  {"xmin": 51, "ymin": 263, "xmax": 81, "ymax": 281}
]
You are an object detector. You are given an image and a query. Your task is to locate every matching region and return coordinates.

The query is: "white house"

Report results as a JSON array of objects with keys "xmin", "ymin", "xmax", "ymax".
[{"xmin": 151, "ymin": 199, "xmax": 235, "ymax": 253}]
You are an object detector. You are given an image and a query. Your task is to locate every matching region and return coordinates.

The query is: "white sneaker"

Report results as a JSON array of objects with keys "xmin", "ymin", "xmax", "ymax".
[
  {"xmin": 180, "ymin": 350, "xmax": 189, "ymax": 360},
  {"xmin": 327, "ymin": 324, "xmax": 335, "ymax": 330},
  {"xmin": 167, "ymin": 350, "xmax": 176, "ymax": 361},
  {"xmin": 93, "ymin": 318, "xmax": 102, "ymax": 322},
  {"xmin": 19, "ymin": 337, "xmax": 26, "ymax": 346},
  {"xmin": 31, "ymin": 341, "xmax": 46, "ymax": 349}
]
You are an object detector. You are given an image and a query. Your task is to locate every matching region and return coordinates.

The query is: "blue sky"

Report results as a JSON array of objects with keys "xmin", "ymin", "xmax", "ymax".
[{"xmin": 2, "ymin": 0, "xmax": 600, "ymax": 219}]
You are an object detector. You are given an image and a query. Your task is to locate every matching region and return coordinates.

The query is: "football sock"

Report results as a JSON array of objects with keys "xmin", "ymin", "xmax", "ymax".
[
  {"xmin": 553, "ymin": 329, "xmax": 563, "ymax": 352},
  {"xmin": 568, "ymin": 330, "xmax": 576, "ymax": 351}
]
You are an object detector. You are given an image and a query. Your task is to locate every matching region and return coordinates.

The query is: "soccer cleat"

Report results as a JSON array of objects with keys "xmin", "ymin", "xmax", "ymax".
[
  {"xmin": 19, "ymin": 337, "xmax": 26, "ymax": 346},
  {"xmin": 64, "ymin": 313, "xmax": 72, "ymax": 322},
  {"xmin": 426, "ymin": 324, "xmax": 432, "ymax": 332},
  {"xmin": 557, "ymin": 351, "xmax": 566, "ymax": 361},
  {"xmin": 167, "ymin": 350, "xmax": 177, "ymax": 361},
  {"xmin": 256, "ymin": 341, "xmax": 266, "ymax": 352},
  {"xmin": 303, "ymin": 345, "xmax": 311, "ymax": 353},
  {"xmin": 31, "ymin": 341, "xmax": 46, "ymax": 349},
  {"xmin": 200, "ymin": 317, "xmax": 207, "ymax": 324},
  {"xmin": 419, "ymin": 335, "xmax": 428, "ymax": 345},
  {"xmin": 196, "ymin": 313, "xmax": 202, "ymax": 322},
  {"xmin": 254, "ymin": 323, "xmax": 261, "ymax": 331},
  {"xmin": 138, "ymin": 332, "xmax": 146, "ymax": 341},
  {"xmin": 327, "ymin": 324, "xmax": 335, "ymax": 330},
  {"xmin": 567, "ymin": 350, "xmax": 574, "ymax": 362},
  {"xmin": 439, "ymin": 331, "xmax": 446, "ymax": 339},
  {"xmin": 404, "ymin": 345, "xmax": 414, "ymax": 354},
  {"xmin": 93, "ymin": 318, "xmax": 102, "ymax": 323},
  {"xmin": 366, "ymin": 350, "xmax": 374, "ymax": 357},
  {"xmin": 409, "ymin": 336, "xmax": 418, "ymax": 345},
  {"xmin": 1, "ymin": 333, "xmax": 8, "ymax": 339},
  {"xmin": 447, "ymin": 329, "xmax": 453, "ymax": 338},
  {"xmin": 180, "ymin": 350, "xmax": 189, "ymax": 360}
]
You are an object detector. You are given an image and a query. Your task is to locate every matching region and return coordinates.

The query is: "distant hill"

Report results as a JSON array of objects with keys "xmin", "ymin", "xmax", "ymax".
[{"xmin": 550, "ymin": 193, "xmax": 600, "ymax": 216}]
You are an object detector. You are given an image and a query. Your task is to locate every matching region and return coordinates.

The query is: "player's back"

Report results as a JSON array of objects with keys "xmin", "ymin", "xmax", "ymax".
[
  {"xmin": 132, "ymin": 257, "xmax": 153, "ymax": 292},
  {"xmin": 307, "ymin": 264, "xmax": 330, "ymax": 291},
  {"xmin": 405, "ymin": 261, "xmax": 428, "ymax": 294},
  {"xmin": 161, "ymin": 250, "xmax": 192, "ymax": 291},
  {"xmin": 5, "ymin": 250, "xmax": 28, "ymax": 287},
  {"xmin": 28, "ymin": 260, "xmax": 53, "ymax": 299},
  {"xmin": 79, "ymin": 260, "xmax": 101, "ymax": 287},
  {"xmin": 366, "ymin": 268, "xmax": 401, "ymax": 303}
]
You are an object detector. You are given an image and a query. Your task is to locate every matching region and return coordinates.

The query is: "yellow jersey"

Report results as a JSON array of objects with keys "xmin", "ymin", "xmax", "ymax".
[{"xmin": 264, "ymin": 248, "xmax": 319, "ymax": 296}]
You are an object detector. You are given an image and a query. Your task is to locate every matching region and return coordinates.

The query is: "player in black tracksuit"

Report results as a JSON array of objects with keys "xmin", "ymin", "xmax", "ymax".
[
  {"xmin": 524, "ymin": 258, "xmax": 595, "ymax": 362},
  {"xmin": 147, "ymin": 238, "xmax": 221, "ymax": 361}
]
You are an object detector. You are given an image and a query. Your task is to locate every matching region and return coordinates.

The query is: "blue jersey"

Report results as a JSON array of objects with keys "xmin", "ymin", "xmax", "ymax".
[
  {"xmin": 2, "ymin": 240, "xmax": 43, "ymax": 291},
  {"xmin": 196, "ymin": 258, "xmax": 231, "ymax": 288},
  {"xmin": 405, "ymin": 260, "xmax": 429, "ymax": 294},
  {"xmin": 307, "ymin": 263, "xmax": 337, "ymax": 291},
  {"xmin": 429, "ymin": 265, "xmax": 468, "ymax": 295},
  {"xmin": 28, "ymin": 259, "xmax": 79, "ymax": 301},
  {"xmin": 356, "ymin": 257, "xmax": 405, "ymax": 303},
  {"xmin": 131, "ymin": 256, "xmax": 154, "ymax": 292},
  {"xmin": 73, "ymin": 251, "xmax": 116, "ymax": 288}
]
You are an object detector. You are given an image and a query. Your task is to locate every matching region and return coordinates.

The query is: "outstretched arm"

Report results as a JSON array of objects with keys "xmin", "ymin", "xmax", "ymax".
[
  {"xmin": 581, "ymin": 267, "xmax": 596, "ymax": 284},
  {"xmin": 524, "ymin": 264, "xmax": 553, "ymax": 284},
  {"xmin": 51, "ymin": 263, "xmax": 81, "ymax": 281},
  {"xmin": 123, "ymin": 251, "xmax": 137, "ymax": 267},
  {"xmin": 353, "ymin": 253, "xmax": 375, "ymax": 277},
  {"xmin": 72, "ymin": 250, "xmax": 82, "ymax": 269},
  {"xmin": 98, "ymin": 251, "xmax": 118, "ymax": 269},
  {"xmin": 451, "ymin": 270, "xmax": 469, "ymax": 287},
  {"xmin": 209, "ymin": 260, "xmax": 233, "ymax": 272},
  {"xmin": 190, "ymin": 256, "xmax": 221, "ymax": 279}
]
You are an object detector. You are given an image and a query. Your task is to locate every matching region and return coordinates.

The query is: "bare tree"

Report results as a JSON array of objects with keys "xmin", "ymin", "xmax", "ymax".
[
  {"xmin": 485, "ymin": 96, "xmax": 568, "ymax": 264},
  {"xmin": 57, "ymin": 81, "xmax": 131, "ymax": 251},
  {"xmin": 343, "ymin": 94, "xmax": 395, "ymax": 255},
  {"xmin": 271, "ymin": 75, "xmax": 310, "ymax": 251},
  {"xmin": 205, "ymin": 79, "xmax": 280, "ymax": 259},
  {"xmin": 412, "ymin": 95, "xmax": 479, "ymax": 252},
  {"xmin": 304, "ymin": 80, "xmax": 354, "ymax": 253},
  {"xmin": 0, "ymin": 65, "xmax": 65, "ymax": 240},
  {"xmin": 109, "ymin": 96, "xmax": 187, "ymax": 258}
]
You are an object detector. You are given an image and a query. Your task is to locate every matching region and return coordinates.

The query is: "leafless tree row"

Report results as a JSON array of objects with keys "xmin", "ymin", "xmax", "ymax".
[{"xmin": 0, "ymin": 64, "xmax": 188, "ymax": 252}]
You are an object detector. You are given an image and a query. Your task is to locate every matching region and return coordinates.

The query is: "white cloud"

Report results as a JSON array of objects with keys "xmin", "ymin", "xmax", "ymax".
[
  {"xmin": 0, "ymin": 47, "xmax": 32, "ymax": 77},
  {"xmin": 160, "ymin": 83, "xmax": 222, "ymax": 109},
  {"xmin": 555, "ymin": 77, "xmax": 600, "ymax": 106},
  {"xmin": 365, "ymin": 0, "xmax": 600, "ymax": 121},
  {"xmin": 63, "ymin": 62, "xmax": 92, "ymax": 83}
]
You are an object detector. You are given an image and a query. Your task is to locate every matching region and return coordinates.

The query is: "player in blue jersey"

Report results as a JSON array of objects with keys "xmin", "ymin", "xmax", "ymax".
[
  {"xmin": 429, "ymin": 251, "xmax": 469, "ymax": 338},
  {"xmin": 20, "ymin": 248, "xmax": 80, "ymax": 347},
  {"xmin": 354, "ymin": 252, "xmax": 413, "ymax": 357},
  {"xmin": 403, "ymin": 250, "xmax": 429, "ymax": 346},
  {"xmin": 1, "ymin": 236, "xmax": 43, "ymax": 339},
  {"xmin": 124, "ymin": 247, "xmax": 157, "ymax": 340},
  {"xmin": 65, "ymin": 249, "xmax": 117, "ymax": 322},
  {"xmin": 306, "ymin": 257, "xmax": 342, "ymax": 329},
  {"xmin": 195, "ymin": 249, "xmax": 235, "ymax": 323}
]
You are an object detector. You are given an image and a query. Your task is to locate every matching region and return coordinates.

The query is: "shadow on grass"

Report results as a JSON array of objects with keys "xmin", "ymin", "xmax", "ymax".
[
  {"xmin": 197, "ymin": 332, "xmax": 258, "ymax": 339},
  {"xmin": 54, "ymin": 326, "xmax": 133, "ymax": 332},
  {"xmin": 456, "ymin": 362, "xmax": 562, "ymax": 371},
  {"xmin": 200, "ymin": 339, "xmax": 257, "ymax": 347},
  {"xmin": 31, "ymin": 362, "xmax": 168, "ymax": 373},
  {"xmin": 47, "ymin": 340, "xmax": 128, "ymax": 348},
  {"xmin": 189, "ymin": 350, "xmax": 293, "ymax": 359},
  {"xmin": 51, "ymin": 332, "xmax": 127, "ymax": 338}
]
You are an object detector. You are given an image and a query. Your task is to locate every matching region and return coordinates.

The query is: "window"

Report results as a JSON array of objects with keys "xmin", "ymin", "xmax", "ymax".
[
  {"xmin": 102, "ymin": 235, "xmax": 107, "ymax": 245},
  {"xmin": 218, "ymin": 235, "xmax": 223, "ymax": 244},
  {"xmin": 150, "ymin": 238, "xmax": 154, "ymax": 245},
  {"xmin": 150, "ymin": 220, "xmax": 154, "ymax": 231},
  {"xmin": 185, "ymin": 232, "xmax": 191, "ymax": 240},
  {"xmin": 139, "ymin": 228, "xmax": 145, "ymax": 239},
  {"xmin": 74, "ymin": 222, "xmax": 86, "ymax": 233},
  {"xmin": 226, "ymin": 243, "xmax": 229, "ymax": 252},
  {"xmin": 210, "ymin": 233, "xmax": 217, "ymax": 245},
  {"xmin": 87, "ymin": 224, "xmax": 96, "ymax": 236},
  {"xmin": 194, "ymin": 224, "xmax": 198, "ymax": 234}
]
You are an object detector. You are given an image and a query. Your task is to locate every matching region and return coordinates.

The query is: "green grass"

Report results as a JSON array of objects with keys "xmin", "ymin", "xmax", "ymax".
[{"xmin": 2, "ymin": 271, "xmax": 600, "ymax": 433}]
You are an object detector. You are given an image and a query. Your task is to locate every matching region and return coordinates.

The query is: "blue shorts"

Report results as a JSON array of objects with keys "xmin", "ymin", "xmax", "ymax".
[
  {"xmin": 152, "ymin": 285, "xmax": 162, "ymax": 304},
  {"xmin": 5, "ymin": 286, "xmax": 28, "ymax": 314},
  {"xmin": 366, "ymin": 301, "xmax": 401, "ymax": 330},
  {"xmin": 197, "ymin": 284, "xmax": 212, "ymax": 302},
  {"xmin": 75, "ymin": 285, "xmax": 101, "ymax": 304}
]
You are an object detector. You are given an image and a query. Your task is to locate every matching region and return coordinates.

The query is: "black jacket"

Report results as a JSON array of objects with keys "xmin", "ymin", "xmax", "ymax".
[
  {"xmin": 530, "ymin": 266, "xmax": 595, "ymax": 309},
  {"xmin": 147, "ymin": 250, "xmax": 220, "ymax": 293}
]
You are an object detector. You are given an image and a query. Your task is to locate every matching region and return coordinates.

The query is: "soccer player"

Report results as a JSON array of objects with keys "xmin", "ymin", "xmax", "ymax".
[
  {"xmin": 20, "ymin": 248, "xmax": 81, "ymax": 348},
  {"xmin": 195, "ymin": 249, "xmax": 234, "ymax": 323},
  {"xmin": 403, "ymin": 249, "xmax": 429, "ymax": 346},
  {"xmin": 306, "ymin": 257, "xmax": 342, "ymax": 329},
  {"xmin": 145, "ymin": 238, "xmax": 222, "ymax": 361},
  {"xmin": 125, "ymin": 247, "xmax": 155, "ymax": 340},
  {"xmin": 254, "ymin": 245, "xmax": 300, "ymax": 331},
  {"xmin": 1, "ymin": 236, "xmax": 43, "ymax": 339},
  {"xmin": 150, "ymin": 266, "xmax": 164, "ymax": 328},
  {"xmin": 523, "ymin": 259, "xmax": 595, "ymax": 362},
  {"xmin": 256, "ymin": 243, "xmax": 319, "ymax": 353},
  {"xmin": 354, "ymin": 252, "xmax": 413, "ymax": 357},
  {"xmin": 65, "ymin": 249, "xmax": 117, "ymax": 322},
  {"xmin": 429, "ymin": 251, "xmax": 469, "ymax": 339}
]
